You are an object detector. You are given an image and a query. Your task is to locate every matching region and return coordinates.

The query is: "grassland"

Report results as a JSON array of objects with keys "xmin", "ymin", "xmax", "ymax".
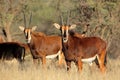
[{"xmin": 0, "ymin": 56, "xmax": 120, "ymax": 80}]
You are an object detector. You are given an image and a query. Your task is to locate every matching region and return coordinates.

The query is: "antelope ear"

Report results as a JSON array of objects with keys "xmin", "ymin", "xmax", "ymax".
[
  {"xmin": 32, "ymin": 26, "xmax": 37, "ymax": 31},
  {"xmin": 53, "ymin": 23, "xmax": 61, "ymax": 29},
  {"xmin": 69, "ymin": 24, "xmax": 76, "ymax": 30},
  {"xmin": 19, "ymin": 26, "xmax": 25, "ymax": 31}
]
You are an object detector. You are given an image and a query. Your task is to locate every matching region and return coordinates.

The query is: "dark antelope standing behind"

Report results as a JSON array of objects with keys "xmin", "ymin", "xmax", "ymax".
[
  {"xmin": 53, "ymin": 16, "xmax": 107, "ymax": 73},
  {"xmin": 19, "ymin": 13, "xmax": 64, "ymax": 66},
  {"xmin": 0, "ymin": 42, "xmax": 25, "ymax": 64}
]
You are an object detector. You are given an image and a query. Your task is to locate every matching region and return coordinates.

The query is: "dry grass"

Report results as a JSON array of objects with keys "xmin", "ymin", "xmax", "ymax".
[{"xmin": 0, "ymin": 56, "xmax": 120, "ymax": 80}]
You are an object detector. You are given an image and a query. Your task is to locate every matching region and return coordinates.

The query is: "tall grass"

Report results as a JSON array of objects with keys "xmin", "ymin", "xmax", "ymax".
[{"xmin": 0, "ymin": 57, "xmax": 120, "ymax": 80}]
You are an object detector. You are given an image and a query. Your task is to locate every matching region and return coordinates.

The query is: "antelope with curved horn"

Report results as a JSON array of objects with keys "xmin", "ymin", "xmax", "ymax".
[
  {"xmin": 53, "ymin": 12, "xmax": 107, "ymax": 73},
  {"xmin": 19, "ymin": 12, "xmax": 64, "ymax": 67}
]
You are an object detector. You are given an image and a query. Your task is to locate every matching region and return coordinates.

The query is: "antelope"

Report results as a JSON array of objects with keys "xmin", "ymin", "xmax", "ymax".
[
  {"xmin": 19, "ymin": 12, "xmax": 64, "ymax": 66},
  {"xmin": 53, "ymin": 13, "xmax": 107, "ymax": 73},
  {"xmin": 0, "ymin": 42, "xmax": 25, "ymax": 64}
]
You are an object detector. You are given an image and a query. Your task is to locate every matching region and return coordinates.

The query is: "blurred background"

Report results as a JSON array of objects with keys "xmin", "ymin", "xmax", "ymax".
[{"xmin": 0, "ymin": 0, "xmax": 120, "ymax": 59}]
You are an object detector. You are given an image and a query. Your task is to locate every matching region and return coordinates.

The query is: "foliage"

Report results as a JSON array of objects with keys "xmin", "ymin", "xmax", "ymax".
[{"xmin": 0, "ymin": 0, "xmax": 120, "ymax": 58}]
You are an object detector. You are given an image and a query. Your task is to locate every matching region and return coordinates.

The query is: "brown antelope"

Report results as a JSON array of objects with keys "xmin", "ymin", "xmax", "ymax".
[
  {"xmin": 19, "ymin": 26, "xmax": 64, "ymax": 66},
  {"xmin": 19, "ymin": 12, "xmax": 64, "ymax": 66},
  {"xmin": 53, "ymin": 14, "xmax": 107, "ymax": 73},
  {"xmin": 54, "ymin": 23, "xmax": 107, "ymax": 73}
]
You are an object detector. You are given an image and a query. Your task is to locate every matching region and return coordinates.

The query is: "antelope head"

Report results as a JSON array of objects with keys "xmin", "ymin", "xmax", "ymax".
[
  {"xmin": 19, "ymin": 12, "xmax": 37, "ymax": 43},
  {"xmin": 53, "ymin": 11, "xmax": 76, "ymax": 43}
]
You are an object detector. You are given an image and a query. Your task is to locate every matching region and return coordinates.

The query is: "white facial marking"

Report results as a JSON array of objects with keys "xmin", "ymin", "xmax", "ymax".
[
  {"xmin": 62, "ymin": 26, "xmax": 69, "ymax": 43},
  {"xmin": 27, "ymin": 31, "xmax": 31, "ymax": 43},
  {"xmin": 63, "ymin": 39, "xmax": 68, "ymax": 43}
]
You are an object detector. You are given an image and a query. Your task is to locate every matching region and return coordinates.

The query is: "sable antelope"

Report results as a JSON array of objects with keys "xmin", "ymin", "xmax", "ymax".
[
  {"xmin": 19, "ymin": 26, "xmax": 64, "ymax": 66},
  {"xmin": 53, "ymin": 14, "xmax": 107, "ymax": 73},
  {"xmin": 19, "ymin": 12, "xmax": 64, "ymax": 66},
  {"xmin": 0, "ymin": 42, "xmax": 25, "ymax": 64}
]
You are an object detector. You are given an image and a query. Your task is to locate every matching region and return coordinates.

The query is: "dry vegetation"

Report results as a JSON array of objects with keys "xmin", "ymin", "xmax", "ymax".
[
  {"xmin": 0, "ymin": 56, "xmax": 120, "ymax": 80},
  {"xmin": 0, "ymin": 0, "xmax": 120, "ymax": 80}
]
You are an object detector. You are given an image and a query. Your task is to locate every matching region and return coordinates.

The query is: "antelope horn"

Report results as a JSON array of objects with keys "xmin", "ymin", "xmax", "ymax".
[
  {"xmin": 67, "ymin": 11, "xmax": 70, "ymax": 26},
  {"xmin": 60, "ymin": 13, "xmax": 64, "ymax": 26},
  {"xmin": 29, "ymin": 12, "xmax": 32, "ymax": 27},
  {"xmin": 23, "ymin": 11, "xmax": 26, "ymax": 28}
]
